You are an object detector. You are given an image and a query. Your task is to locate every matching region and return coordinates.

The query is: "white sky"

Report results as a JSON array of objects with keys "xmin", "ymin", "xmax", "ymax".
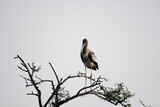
[{"xmin": 0, "ymin": 0, "xmax": 160, "ymax": 107}]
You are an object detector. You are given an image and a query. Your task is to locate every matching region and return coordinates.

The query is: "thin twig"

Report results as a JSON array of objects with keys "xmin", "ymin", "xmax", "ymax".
[
  {"xmin": 35, "ymin": 75, "xmax": 54, "ymax": 87},
  {"xmin": 17, "ymin": 65, "xmax": 27, "ymax": 72},
  {"xmin": 49, "ymin": 62, "xmax": 60, "ymax": 84},
  {"xmin": 27, "ymin": 91, "xmax": 38, "ymax": 96},
  {"xmin": 61, "ymin": 74, "xmax": 95, "ymax": 86}
]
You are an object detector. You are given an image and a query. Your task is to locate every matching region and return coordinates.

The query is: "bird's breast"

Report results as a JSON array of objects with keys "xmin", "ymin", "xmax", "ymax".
[
  {"xmin": 81, "ymin": 54, "xmax": 90, "ymax": 62},
  {"xmin": 82, "ymin": 54, "xmax": 93, "ymax": 66}
]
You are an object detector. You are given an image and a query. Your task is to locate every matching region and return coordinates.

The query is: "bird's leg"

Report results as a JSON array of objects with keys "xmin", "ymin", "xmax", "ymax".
[
  {"xmin": 90, "ymin": 66, "xmax": 92, "ymax": 90},
  {"xmin": 85, "ymin": 66, "xmax": 87, "ymax": 92}
]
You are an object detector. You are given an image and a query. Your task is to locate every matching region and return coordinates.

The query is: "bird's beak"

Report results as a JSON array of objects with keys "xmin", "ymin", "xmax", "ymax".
[
  {"xmin": 82, "ymin": 44, "xmax": 85, "ymax": 48},
  {"xmin": 80, "ymin": 44, "xmax": 85, "ymax": 52}
]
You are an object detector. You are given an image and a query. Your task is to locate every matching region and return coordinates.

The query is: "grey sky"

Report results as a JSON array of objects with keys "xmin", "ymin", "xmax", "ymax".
[{"xmin": 0, "ymin": 0, "xmax": 160, "ymax": 107}]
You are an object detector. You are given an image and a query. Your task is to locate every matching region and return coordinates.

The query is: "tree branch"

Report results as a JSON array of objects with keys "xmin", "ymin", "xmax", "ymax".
[
  {"xmin": 60, "ymin": 72, "xmax": 95, "ymax": 86},
  {"xmin": 49, "ymin": 62, "xmax": 60, "ymax": 84},
  {"xmin": 139, "ymin": 100, "xmax": 151, "ymax": 107},
  {"xmin": 58, "ymin": 76, "xmax": 102, "ymax": 106},
  {"xmin": 15, "ymin": 55, "xmax": 134, "ymax": 107},
  {"xmin": 15, "ymin": 55, "xmax": 43, "ymax": 107},
  {"xmin": 27, "ymin": 91, "xmax": 39, "ymax": 96},
  {"xmin": 44, "ymin": 63, "xmax": 61, "ymax": 107}
]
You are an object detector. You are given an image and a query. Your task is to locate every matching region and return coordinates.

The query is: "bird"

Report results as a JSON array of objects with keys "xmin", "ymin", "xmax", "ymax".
[{"xmin": 80, "ymin": 38, "xmax": 99, "ymax": 90}]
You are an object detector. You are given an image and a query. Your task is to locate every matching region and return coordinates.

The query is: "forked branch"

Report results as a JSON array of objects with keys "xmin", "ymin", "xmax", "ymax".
[
  {"xmin": 14, "ymin": 55, "xmax": 43, "ymax": 107},
  {"xmin": 15, "ymin": 55, "xmax": 134, "ymax": 107}
]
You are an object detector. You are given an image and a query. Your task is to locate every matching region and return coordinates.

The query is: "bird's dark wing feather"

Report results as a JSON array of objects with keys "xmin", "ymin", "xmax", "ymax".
[{"xmin": 88, "ymin": 52, "xmax": 99, "ymax": 70}]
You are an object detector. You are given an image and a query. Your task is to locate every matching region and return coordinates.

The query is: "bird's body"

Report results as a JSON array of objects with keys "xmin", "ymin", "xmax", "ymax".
[
  {"xmin": 80, "ymin": 38, "xmax": 98, "ymax": 91},
  {"xmin": 81, "ymin": 48, "xmax": 98, "ymax": 70}
]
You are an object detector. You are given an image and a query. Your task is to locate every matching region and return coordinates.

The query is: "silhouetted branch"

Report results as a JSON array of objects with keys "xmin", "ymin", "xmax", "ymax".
[
  {"xmin": 27, "ymin": 91, "xmax": 39, "ymax": 96},
  {"xmin": 139, "ymin": 100, "xmax": 152, "ymax": 107},
  {"xmin": 49, "ymin": 62, "xmax": 60, "ymax": 84},
  {"xmin": 60, "ymin": 72, "xmax": 95, "ymax": 86},
  {"xmin": 15, "ymin": 55, "xmax": 42, "ymax": 107},
  {"xmin": 77, "ymin": 76, "xmax": 102, "ymax": 95},
  {"xmin": 19, "ymin": 75, "xmax": 31, "ymax": 87},
  {"xmin": 49, "ymin": 63, "xmax": 61, "ymax": 107},
  {"xmin": 17, "ymin": 65, "xmax": 27, "ymax": 72},
  {"xmin": 15, "ymin": 55, "xmax": 134, "ymax": 107}
]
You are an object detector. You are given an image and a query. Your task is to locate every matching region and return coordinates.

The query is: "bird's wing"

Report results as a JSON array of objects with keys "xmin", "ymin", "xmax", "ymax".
[
  {"xmin": 88, "ymin": 49, "xmax": 97, "ymax": 62},
  {"xmin": 88, "ymin": 49, "xmax": 99, "ymax": 69}
]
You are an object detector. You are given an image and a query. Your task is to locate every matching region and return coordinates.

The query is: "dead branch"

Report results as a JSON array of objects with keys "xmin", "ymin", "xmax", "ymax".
[
  {"xmin": 60, "ymin": 73, "xmax": 95, "ymax": 86},
  {"xmin": 27, "ymin": 91, "xmax": 39, "ymax": 96},
  {"xmin": 15, "ymin": 55, "xmax": 134, "ymax": 107},
  {"xmin": 15, "ymin": 55, "xmax": 43, "ymax": 107},
  {"xmin": 49, "ymin": 63, "xmax": 60, "ymax": 84}
]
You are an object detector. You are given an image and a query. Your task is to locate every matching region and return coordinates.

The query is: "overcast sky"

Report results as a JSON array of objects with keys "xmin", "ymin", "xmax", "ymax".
[{"xmin": 0, "ymin": 0, "xmax": 160, "ymax": 107}]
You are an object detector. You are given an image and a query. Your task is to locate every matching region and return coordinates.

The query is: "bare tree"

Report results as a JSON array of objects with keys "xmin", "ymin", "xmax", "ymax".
[{"xmin": 14, "ymin": 55, "xmax": 134, "ymax": 107}]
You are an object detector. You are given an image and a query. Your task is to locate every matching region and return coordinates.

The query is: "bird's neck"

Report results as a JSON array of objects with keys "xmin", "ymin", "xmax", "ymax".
[{"xmin": 83, "ymin": 45, "xmax": 88, "ymax": 54}]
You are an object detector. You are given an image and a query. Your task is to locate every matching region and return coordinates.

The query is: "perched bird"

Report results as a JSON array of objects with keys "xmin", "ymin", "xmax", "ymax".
[{"xmin": 80, "ymin": 38, "xmax": 99, "ymax": 90}]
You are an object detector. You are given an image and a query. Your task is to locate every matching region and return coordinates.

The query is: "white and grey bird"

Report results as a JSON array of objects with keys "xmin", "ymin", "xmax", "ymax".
[{"xmin": 80, "ymin": 38, "xmax": 99, "ymax": 90}]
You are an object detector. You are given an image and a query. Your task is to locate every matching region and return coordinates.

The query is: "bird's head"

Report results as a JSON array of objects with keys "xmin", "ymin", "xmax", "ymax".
[
  {"xmin": 81, "ymin": 38, "xmax": 88, "ymax": 53},
  {"xmin": 82, "ymin": 38, "xmax": 88, "ymax": 45}
]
